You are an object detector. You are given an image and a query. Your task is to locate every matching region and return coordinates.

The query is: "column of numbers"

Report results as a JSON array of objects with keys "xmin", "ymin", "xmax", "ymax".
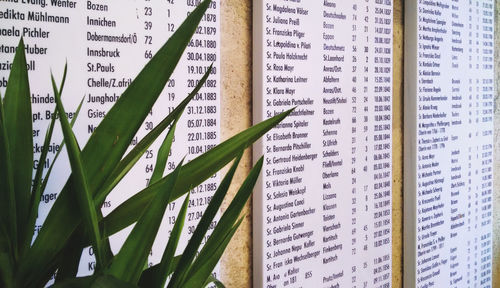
[
  {"xmin": 184, "ymin": 0, "xmax": 220, "ymax": 281},
  {"xmin": 361, "ymin": 1, "xmax": 371, "ymax": 287},
  {"xmin": 142, "ymin": 0, "xmax": 156, "ymax": 190},
  {"xmin": 466, "ymin": 3, "xmax": 474, "ymax": 284},
  {"xmin": 350, "ymin": 3, "xmax": 361, "ymax": 287}
]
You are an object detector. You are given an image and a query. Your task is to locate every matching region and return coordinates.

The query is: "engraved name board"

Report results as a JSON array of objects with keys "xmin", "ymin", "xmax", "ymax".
[
  {"xmin": 404, "ymin": 0, "xmax": 494, "ymax": 287},
  {"xmin": 0, "ymin": 0, "xmax": 221, "ymax": 279},
  {"xmin": 253, "ymin": 1, "xmax": 393, "ymax": 287}
]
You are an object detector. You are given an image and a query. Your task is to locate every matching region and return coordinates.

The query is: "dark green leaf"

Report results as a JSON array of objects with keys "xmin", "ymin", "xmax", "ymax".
[
  {"xmin": 0, "ymin": 252, "xmax": 14, "ymax": 288},
  {"xmin": 0, "ymin": 220, "xmax": 14, "ymax": 287},
  {"xmin": 19, "ymin": 1, "xmax": 212, "ymax": 285},
  {"xmin": 53, "ymin": 229, "xmax": 85, "ymax": 282},
  {"xmin": 51, "ymin": 276, "xmax": 93, "ymax": 288},
  {"xmin": 52, "ymin": 275, "xmax": 138, "ymax": 288},
  {"xmin": 138, "ymin": 255, "xmax": 181, "ymax": 287},
  {"xmin": 54, "ymin": 221, "xmax": 112, "ymax": 284},
  {"xmin": 3, "ymin": 38, "xmax": 31, "ymax": 254},
  {"xmin": 0, "ymin": 91, "xmax": 16, "ymax": 266},
  {"xmin": 168, "ymin": 153, "xmax": 243, "ymax": 288},
  {"xmin": 52, "ymin": 74, "xmax": 106, "ymax": 268},
  {"xmin": 91, "ymin": 275, "xmax": 139, "ymax": 288},
  {"xmin": 106, "ymin": 159, "xmax": 184, "ymax": 285},
  {"xmin": 101, "ymin": 109, "xmax": 292, "ymax": 239}
]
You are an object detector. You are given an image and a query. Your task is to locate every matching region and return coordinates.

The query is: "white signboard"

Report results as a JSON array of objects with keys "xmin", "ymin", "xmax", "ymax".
[
  {"xmin": 0, "ymin": 0, "xmax": 221, "ymax": 278},
  {"xmin": 404, "ymin": 0, "xmax": 494, "ymax": 287},
  {"xmin": 253, "ymin": 1, "xmax": 393, "ymax": 287}
]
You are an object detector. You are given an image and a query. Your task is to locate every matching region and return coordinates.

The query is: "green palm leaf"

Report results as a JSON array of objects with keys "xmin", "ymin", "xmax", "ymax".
[
  {"xmin": 100, "ymin": 109, "xmax": 292, "ymax": 239},
  {"xmin": 18, "ymin": 1, "xmax": 212, "ymax": 285},
  {"xmin": 51, "ymin": 74, "xmax": 107, "ymax": 268},
  {"xmin": 167, "ymin": 153, "xmax": 243, "ymax": 288},
  {"xmin": 39, "ymin": 94, "xmax": 84, "ymax": 195},
  {"xmin": 138, "ymin": 255, "xmax": 181, "ymax": 286},
  {"xmin": 149, "ymin": 120, "xmax": 177, "ymax": 186},
  {"xmin": 106, "ymin": 159, "xmax": 184, "ymax": 284},
  {"xmin": 2, "ymin": 38, "xmax": 31, "ymax": 256},
  {"xmin": 24, "ymin": 63, "xmax": 68, "ymax": 255},
  {"xmin": 182, "ymin": 217, "xmax": 243, "ymax": 288},
  {"xmin": 189, "ymin": 157, "xmax": 263, "ymax": 275},
  {"xmin": 93, "ymin": 65, "xmax": 211, "ymax": 207},
  {"xmin": 0, "ymin": 91, "xmax": 16, "ymax": 274},
  {"xmin": 151, "ymin": 192, "xmax": 190, "ymax": 288}
]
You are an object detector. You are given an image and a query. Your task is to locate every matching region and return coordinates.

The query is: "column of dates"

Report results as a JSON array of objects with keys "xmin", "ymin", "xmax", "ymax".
[
  {"xmin": 362, "ymin": 2, "xmax": 373, "ymax": 285},
  {"xmin": 478, "ymin": 0, "xmax": 494, "ymax": 285},
  {"xmin": 182, "ymin": 1, "xmax": 221, "ymax": 278},
  {"xmin": 473, "ymin": 1, "xmax": 482, "ymax": 286},
  {"xmin": 371, "ymin": 0, "xmax": 392, "ymax": 286}
]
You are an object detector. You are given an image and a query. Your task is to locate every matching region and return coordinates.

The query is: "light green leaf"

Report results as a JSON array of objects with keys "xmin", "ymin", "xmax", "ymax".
[
  {"xmin": 52, "ymin": 74, "xmax": 106, "ymax": 268},
  {"xmin": 40, "ymin": 93, "xmax": 84, "ymax": 194},
  {"xmin": 106, "ymin": 159, "xmax": 184, "ymax": 285},
  {"xmin": 101, "ymin": 109, "xmax": 292, "ymax": 239},
  {"xmin": 168, "ymin": 153, "xmax": 243, "ymax": 288},
  {"xmin": 149, "ymin": 120, "xmax": 177, "ymax": 186},
  {"xmin": 3, "ymin": 37, "xmax": 31, "ymax": 255},
  {"xmin": 24, "ymin": 63, "xmax": 68, "ymax": 255}
]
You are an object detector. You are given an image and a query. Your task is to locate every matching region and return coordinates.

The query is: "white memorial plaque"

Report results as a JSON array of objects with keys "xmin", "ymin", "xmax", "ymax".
[
  {"xmin": 253, "ymin": 1, "xmax": 393, "ymax": 287},
  {"xmin": 404, "ymin": 0, "xmax": 494, "ymax": 287},
  {"xmin": 0, "ymin": 0, "xmax": 221, "ymax": 278}
]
